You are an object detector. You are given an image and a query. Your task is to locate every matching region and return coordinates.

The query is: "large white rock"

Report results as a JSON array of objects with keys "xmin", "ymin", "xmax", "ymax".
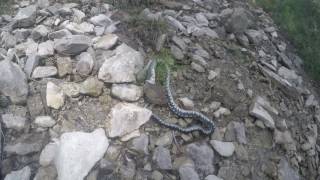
[
  {"xmin": 106, "ymin": 103, "xmax": 152, "ymax": 137},
  {"xmin": 98, "ymin": 43, "xmax": 144, "ymax": 83},
  {"xmin": 54, "ymin": 129, "xmax": 109, "ymax": 180},
  {"xmin": 39, "ymin": 142, "xmax": 57, "ymax": 166},
  {"xmin": 210, "ymin": 140, "xmax": 235, "ymax": 157},
  {"xmin": 37, "ymin": 40, "xmax": 54, "ymax": 58},
  {"xmin": 4, "ymin": 166, "xmax": 31, "ymax": 180},
  {"xmin": 46, "ymin": 82, "xmax": 65, "ymax": 109},
  {"xmin": 111, "ymin": 84, "xmax": 143, "ymax": 102}
]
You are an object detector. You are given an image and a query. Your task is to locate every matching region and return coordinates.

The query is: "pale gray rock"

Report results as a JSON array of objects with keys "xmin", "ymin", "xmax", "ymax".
[
  {"xmin": 38, "ymin": 40, "xmax": 54, "ymax": 58},
  {"xmin": 94, "ymin": 33, "xmax": 118, "ymax": 50},
  {"xmin": 24, "ymin": 55, "xmax": 39, "ymax": 78},
  {"xmin": 72, "ymin": 8, "xmax": 85, "ymax": 23},
  {"xmin": 191, "ymin": 62, "xmax": 205, "ymax": 73},
  {"xmin": 153, "ymin": 146, "xmax": 172, "ymax": 170},
  {"xmin": 54, "ymin": 35, "xmax": 92, "ymax": 56},
  {"xmin": 60, "ymin": 82, "xmax": 80, "ymax": 97},
  {"xmin": 195, "ymin": 13, "xmax": 209, "ymax": 26},
  {"xmin": 24, "ymin": 38, "xmax": 38, "ymax": 56},
  {"xmin": 172, "ymin": 36, "xmax": 187, "ymax": 51},
  {"xmin": 205, "ymin": 175, "xmax": 223, "ymax": 180},
  {"xmin": 46, "ymin": 82, "xmax": 65, "ymax": 109},
  {"xmin": 31, "ymin": 25, "xmax": 49, "ymax": 40},
  {"xmin": 106, "ymin": 103, "xmax": 152, "ymax": 137},
  {"xmin": 89, "ymin": 14, "xmax": 112, "ymax": 26},
  {"xmin": 155, "ymin": 132, "xmax": 173, "ymax": 147},
  {"xmin": 65, "ymin": 22, "xmax": 94, "ymax": 34},
  {"xmin": 278, "ymin": 158, "xmax": 300, "ymax": 180},
  {"xmin": 278, "ymin": 66, "xmax": 302, "ymax": 86},
  {"xmin": 38, "ymin": 0, "xmax": 50, "ymax": 8},
  {"xmin": 4, "ymin": 166, "xmax": 31, "ymax": 180},
  {"xmin": 111, "ymin": 84, "xmax": 143, "ymax": 102},
  {"xmin": 1, "ymin": 31, "xmax": 17, "ymax": 49},
  {"xmin": 179, "ymin": 165, "xmax": 200, "ymax": 180},
  {"xmin": 56, "ymin": 56, "xmax": 72, "ymax": 77},
  {"xmin": 210, "ymin": 140, "xmax": 235, "ymax": 157},
  {"xmin": 79, "ymin": 77, "xmax": 104, "ymax": 97},
  {"xmin": 98, "ymin": 43, "xmax": 144, "ymax": 83},
  {"xmin": 33, "ymin": 166, "xmax": 57, "ymax": 180},
  {"xmin": 0, "ymin": 60, "xmax": 28, "ymax": 104},
  {"xmin": 178, "ymin": 97, "xmax": 194, "ymax": 110},
  {"xmin": 165, "ymin": 15, "xmax": 187, "ymax": 33},
  {"xmin": 75, "ymin": 52, "xmax": 94, "ymax": 76},
  {"xmin": 201, "ymin": 28, "xmax": 219, "ymax": 39},
  {"xmin": 35, "ymin": 116, "xmax": 56, "ymax": 128},
  {"xmin": 185, "ymin": 143, "xmax": 214, "ymax": 178},
  {"xmin": 54, "ymin": 129, "xmax": 109, "ymax": 180},
  {"xmin": 171, "ymin": 45, "xmax": 184, "ymax": 60},
  {"xmin": 1, "ymin": 114, "xmax": 26, "ymax": 131},
  {"xmin": 32, "ymin": 66, "xmax": 57, "ymax": 78},
  {"xmin": 48, "ymin": 29, "xmax": 72, "ymax": 40},
  {"xmin": 13, "ymin": 5, "xmax": 37, "ymax": 28},
  {"xmin": 40, "ymin": 142, "xmax": 57, "ymax": 166},
  {"xmin": 129, "ymin": 134, "xmax": 149, "ymax": 154},
  {"xmin": 249, "ymin": 101, "xmax": 275, "ymax": 129},
  {"xmin": 5, "ymin": 142, "xmax": 42, "ymax": 155},
  {"xmin": 245, "ymin": 29, "xmax": 264, "ymax": 44}
]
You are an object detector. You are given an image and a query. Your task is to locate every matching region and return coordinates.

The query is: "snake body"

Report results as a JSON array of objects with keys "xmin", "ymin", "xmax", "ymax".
[{"xmin": 146, "ymin": 60, "xmax": 215, "ymax": 135}]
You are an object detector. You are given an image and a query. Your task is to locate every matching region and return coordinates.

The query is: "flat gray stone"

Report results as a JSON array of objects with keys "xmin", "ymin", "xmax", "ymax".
[
  {"xmin": 39, "ymin": 142, "xmax": 57, "ymax": 166},
  {"xmin": 89, "ymin": 14, "xmax": 112, "ymax": 26},
  {"xmin": 111, "ymin": 84, "xmax": 143, "ymax": 102},
  {"xmin": 93, "ymin": 33, "xmax": 118, "ymax": 50},
  {"xmin": 56, "ymin": 56, "xmax": 72, "ymax": 77},
  {"xmin": 35, "ymin": 116, "xmax": 56, "ymax": 128},
  {"xmin": 249, "ymin": 102, "xmax": 275, "ymax": 129},
  {"xmin": 37, "ymin": 0, "xmax": 50, "ymax": 8},
  {"xmin": 5, "ymin": 142, "xmax": 43, "ymax": 155},
  {"xmin": 129, "ymin": 134, "xmax": 149, "ymax": 154},
  {"xmin": 48, "ymin": 29, "xmax": 72, "ymax": 40},
  {"xmin": 24, "ymin": 54, "xmax": 39, "ymax": 78},
  {"xmin": 210, "ymin": 140, "xmax": 235, "ymax": 157},
  {"xmin": 278, "ymin": 158, "xmax": 300, "ymax": 180},
  {"xmin": 54, "ymin": 35, "xmax": 92, "ymax": 56},
  {"xmin": 32, "ymin": 66, "xmax": 57, "ymax": 78}
]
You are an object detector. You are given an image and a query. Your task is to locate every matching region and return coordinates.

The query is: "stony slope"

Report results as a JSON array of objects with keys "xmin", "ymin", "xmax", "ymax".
[{"xmin": 0, "ymin": 0, "xmax": 319, "ymax": 180}]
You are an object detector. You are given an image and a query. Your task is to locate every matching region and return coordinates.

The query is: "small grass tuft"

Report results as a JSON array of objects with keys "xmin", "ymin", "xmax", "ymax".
[
  {"xmin": 126, "ymin": 14, "xmax": 168, "ymax": 50},
  {"xmin": 152, "ymin": 48, "xmax": 177, "ymax": 84}
]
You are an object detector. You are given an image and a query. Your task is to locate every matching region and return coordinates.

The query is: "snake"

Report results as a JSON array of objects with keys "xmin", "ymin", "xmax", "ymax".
[{"xmin": 145, "ymin": 60, "xmax": 215, "ymax": 135}]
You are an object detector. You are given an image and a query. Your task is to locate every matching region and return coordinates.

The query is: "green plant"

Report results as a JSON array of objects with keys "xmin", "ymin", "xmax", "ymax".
[
  {"xmin": 152, "ymin": 48, "xmax": 178, "ymax": 84},
  {"xmin": 253, "ymin": 0, "xmax": 320, "ymax": 80}
]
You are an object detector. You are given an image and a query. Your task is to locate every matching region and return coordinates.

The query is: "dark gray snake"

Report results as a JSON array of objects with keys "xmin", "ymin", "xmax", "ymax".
[{"xmin": 146, "ymin": 60, "xmax": 215, "ymax": 135}]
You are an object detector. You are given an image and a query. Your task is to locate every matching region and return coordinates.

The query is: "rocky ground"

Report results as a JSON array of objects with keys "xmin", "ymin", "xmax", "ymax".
[{"xmin": 0, "ymin": 0, "xmax": 319, "ymax": 179}]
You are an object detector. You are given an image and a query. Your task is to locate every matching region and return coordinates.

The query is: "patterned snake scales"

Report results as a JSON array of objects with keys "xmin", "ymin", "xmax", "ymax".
[{"xmin": 145, "ymin": 60, "xmax": 215, "ymax": 135}]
